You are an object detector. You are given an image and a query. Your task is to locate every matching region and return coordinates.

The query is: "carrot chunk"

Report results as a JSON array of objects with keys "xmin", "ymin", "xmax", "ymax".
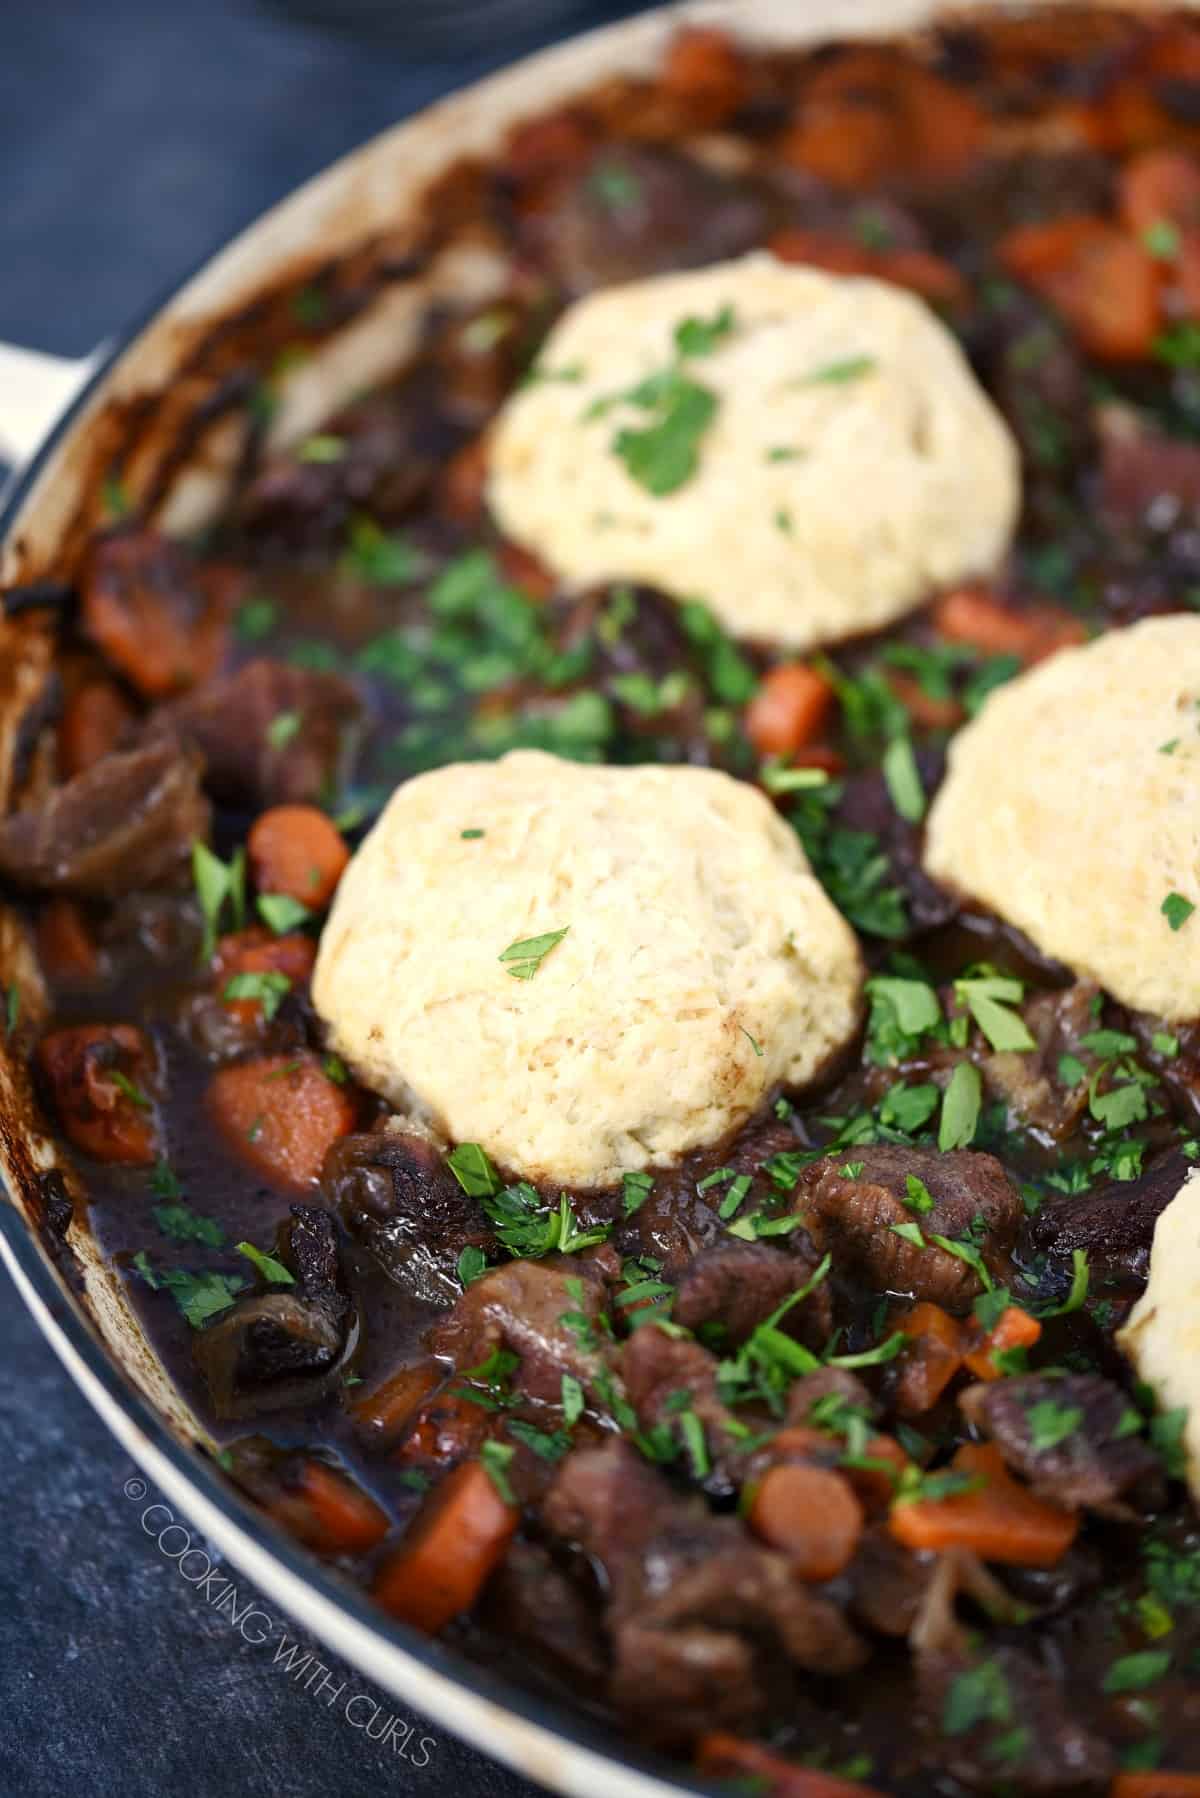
[
  {"xmin": 373, "ymin": 1459, "xmax": 519, "ymax": 1633},
  {"xmin": 214, "ymin": 927, "xmax": 317, "ymax": 1027},
  {"xmin": 37, "ymin": 1022, "xmax": 158, "ymax": 1164},
  {"xmin": 747, "ymin": 1462, "xmax": 864, "ymax": 1580},
  {"xmin": 746, "ymin": 664, "xmax": 835, "ymax": 759},
  {"xmin": 206, "ymin": 1053, "xmax": 357, "ymax": 1192},
  {"xmin": 963, "ymin": 1305, "xmax": 1042, "ymax": 1382},
  {"xmin": 697, "ymin": 1733, "xmax": 888, "ymax": 1797},
  {"xmin": 1119, "ymin": 148, "xmax": 1200, "ymax": 238},
  {"xmin": 999, "ymin": 215, "xmax": 1161, "ymax": 360},
  {"xmin": 885, "ymin": 669, "xmax": 965, "ymax": 732},
  {"xmin": 894, "ymin": 1303, "xmax": 968, "ymax": 1416},
  {"xmin": 36, "ymin": 898, "xmax": 101, "ymax": 982},
  {"xmin": 889, "ymin": 1440, "xmax": 1077, "ymax": 1566},
  {"xmin": 82, "ymin": 531, "xmax": 234, "ymax": 698},
  {"xmin": 267, "ymin": 1458, "xmax": 390, "ymax": 1557},
  {"xmin": 661, "ymin": 26, "xmax": 748, "ymax": 125},
  {"xmin": 349, "ymin": 1360, "xmax": 444, "ymax": 1445},
  {"xmin": 57, "ymin": 680, "xmax": 134, "ymax": 778},
  {"xmin": 843, "ymin": 1434, "xmax": 913, "ymax": 1513},
  {"xmin": 931, "ymin": 587, "xmax": 1087, "ymax": 666},
  {"xmin": 247, "ymin": 805, "xmax": 349, "ymax": 911},
  {"xmin": 1112, "ymin": 1776, "xmax": 1200, "ymax": 1798}
]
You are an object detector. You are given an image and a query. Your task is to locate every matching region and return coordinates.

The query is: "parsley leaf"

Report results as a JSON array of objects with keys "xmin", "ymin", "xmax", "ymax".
[
  {"xmin": 1162, "ymin": 891, "xmax": 1195, "ymax": 932},
  {"xmin": 1103, "ymin": 1651, "xmax": 1171, "ymax": 1694},
  {"xmin": 446, "ymin": 1142, "xmax": 501, "ymax": 1198},
  {"xmin": 611, "ymin": 370, "xmax": 718, "ymax": 496},
  {"xmin": 954, "ymin": 973, "xmax": 1036, "ymax": 1053},
  {"xmin": 1025, "ymin": 1399, "xmax": 1083, "ymax": 1452},
  {"xmin": 192, "ymin": 841, "xmax": 247, "ymax": 962},
  {"xmin": 153, "ymin": 1202, "xmax": 224, "ymax": 1248},
  {"xmin": 673, "ymin": 304, "xmax": 736, "ymax": 358},
  {"xmin": 456, "ymin": 1245, "xmax": 488, "ymax": 1286},
  {"xmin": 223, "ymin": 971, "xmax": 292, "ymax": 1020},
  {"xmin": 882, "ymin": 734, "xmax": 926, "ymax": 822},
  {"xmin": 499, "ymin": 926, "xmax": 569, "ymax": 980},
  {"xmin": 257, "ymin": 893, "xmax": 312, "ymax": 934},
  {"xmin": 236, "ymin": 1241, "xmax": 295, "ymax": 1285},
  {"xmin": 939, "ymin": 1061, "xmax": 982, "ymax": 1151},
  {"xmin": 479, "ymin": 1440, "xmax": 518, "ymax": 1505}
]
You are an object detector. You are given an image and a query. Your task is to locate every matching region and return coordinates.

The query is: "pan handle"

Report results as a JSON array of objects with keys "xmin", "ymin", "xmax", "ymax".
[{"xmin": 0, "ymin": 341, "xmax": 95, "ymax": 469}]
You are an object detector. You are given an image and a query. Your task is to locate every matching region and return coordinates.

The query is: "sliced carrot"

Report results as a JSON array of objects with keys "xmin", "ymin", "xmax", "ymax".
[
  {"xmin": 878, "ymin": 248, "xmax": 969, "ymax": 308},
  {"xmin": 889, "ymin": 1440, "xmax": 1077, "ymax": 1566},
  {"xmin": 397, "ymin": 1388, "xmax": 493, "ymax": 1469},
  {"xmin": 779, "ymin": 102, "xmax": 898, "ymax": 193},
  {"xmin": 931, "ymin": 588, "xmax": 1087, "ymax": 667},
  {"xmin": 214, "ymin": 927, "xmax": 317, "ymax": 1027},
  {"xmin": 349, "ymin": 1360, "xmax": 443, "ymax": 1445},
  {"xmin": 36, "ymin": 1023, "xmax": 158, "ymax": 1164},
  {"xmin": 780, "ymin": 54, "xmax": 981, "ymax": 192},
  {"xmin": 267, "ymin": 1459, "xmax": 390, "ymax": 1557},
  {"xmin": 504, "ymin": 109, "xmax": 595, "ymax": 182},
  {"xmin": 747, "ymin": 1462, "xmax": 863, "ymax": 1580},
  {"xmin": 1119, "ymin": 148, "xmax": 1200, "ymax": 238},
  {"xmin": 963, "ymin": 1305, "xmax": 1042, "ymax": 1382},
  {"xmin": 791, "ymin": 743, "xmax": 846, "ymax": 776},
  {"xmin": 697, "ymin": 1733, "xmax": 888, "ymax": 1797},
  {"xmin": 36, "ymin": 898, "xmax": 100, "ymax": 982},
  {"xmin": 206, "ymin": 1052, "xmax": 357, "ymax": 1193},
  {"xmin": 373, "ymin": 1459, "xmax": 519, "ymax": 1633},
  {"xmin": 247, "ymin": 805, "xmax": 349, "ymax": 910},
  {"xmin": 1111, "ymin": 1776, "xmax": 1200, "ymax": 1798},
  {"xmin": 660, "ymin": 26, "xmax": 747, "ymax": 125},
  {"xmin": 885, "ymin": 669, "xmax": 965, "ymax": 732},
  {"xmin": 894, "ymin": 1303, "xmax": 968, "ymax": 1417},
  {"xmin": 495, "ymin": 540, "xmax": 557, "ymax": 602},
  {"xmin": 746, "ymin": 664, "xmax": 835, "ymax": 759},
  {"xmin": 999, "ymin": 215, "xmax": 1161, "ymax": 360},
  {"xmin": 57, "ymin": 680, "xmax": 134, "ymax": 778}
]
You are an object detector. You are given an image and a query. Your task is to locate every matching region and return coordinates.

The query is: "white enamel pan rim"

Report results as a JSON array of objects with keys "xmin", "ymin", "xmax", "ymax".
[{"xmin": 0, "ymin": 1, "xmax": 1181, "ymax": 1793}]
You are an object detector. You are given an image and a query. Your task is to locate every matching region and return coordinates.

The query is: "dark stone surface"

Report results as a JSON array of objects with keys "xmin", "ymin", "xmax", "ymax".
[{"xmin": 0, "ymin": 3, "xmax": 653, "ymax": 1791}]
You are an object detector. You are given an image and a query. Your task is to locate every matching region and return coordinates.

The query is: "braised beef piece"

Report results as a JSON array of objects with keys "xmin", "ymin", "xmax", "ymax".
[
  {"xmin": 544, "ymin": 1439, "xmax": 864, "ymax": 1746},
  {"xmin": 238, "ymin": 374, "xmax": 457, "ymax": 550},
  {"xmin": 192, "ymin": 1205, "xmax": 354, "ymax": 1419},
  {"xmin": 672, "ymin": 1237, "xmax": 831, "ymax": 1349},
  {"xmin": 785, "ymin": 1366, "xmax": 878, "ymax": 1429},
  {"xmin": 555, "ymin": 584, "xmax": 693, "ymax": 684},
  {"xmin": 525, "ymin": 144, "xmax": 769, "ymax": 293},
  {"xmin": 998, "ymin": 1543, "xmax": 1104, "ymax": 1617},
  {"xmin": 968, "ymin": 286, "xmax": 1093, "ymax": 503},
  {"xmin": 1027, "ymin": 1148, "xmax": 1189, "ymax": 1287},
  {"xmin": 0, "ymin": 741, "xmax": 209, "ymax": 898},
  {"xmin": 81, "ymin": 530, "xmax": 237, "ymax": 699},
  {"xmin": 620, "ymin": 1323, "xmax": 747, "ymax": 1493},
  {"xmin": 945, "ymin": 149, "xmax": 1114, "ymax": 237},
  {"xmin": 325, "ymin": 1128, "xmax": 491, "ymax": 1304},
  {"xmin": 482, "ymin": 1541, "xmax": 609, "ymax": 1685},
  {"xmin": 429, "ymin": 1255, "xmax": 613, "ymax": 1406},
  {"xmin": 960, "ymin": 1372, "xmax": 1160, "ymax": 1509},
  {"xmin": 797, "ymin": 1144, "xmax": 1022, "ymax": 1310},
  {"xmin": 613, "ymin": 1172, "xmax": 727, "ymax": 1279},
  {"xmin": 834, "ymin": 759, "xmax": 956, "ymax": 934},
  {"xmin": 1098, "ymin": 402, "xmax": 1200, "ymax": 531},
  {"xmin": 918, "ymin": 1643, "xmax": 1114, "ymax": 1791},
  {"xmin": 148, "ymin": 658, "xmax": 363, "ymax": 809},
  {"xmin": 846, "ymin": 1526, "xmax": 936, "ymax": 1638}
]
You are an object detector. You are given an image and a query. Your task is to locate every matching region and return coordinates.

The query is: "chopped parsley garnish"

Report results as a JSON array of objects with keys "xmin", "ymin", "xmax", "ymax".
[
  {"xmin": 479, "ymin": 1440, "xmax": 518, "ymax": 1505},
  {"xmin": 1038, "ymin": 1248, "xmax": 1090, "ymax": 1318},
  {"xmin": 446, "ymin": 1142, "xmax": 501, "ymax": 1198},
  {"xmin": 192, "ymin": 841, "xmax": 247, "ymax": 961},
  {"xmin": 154, "ymin": 1201, "xmax": 224, "ymax": 1248},
  {"xmin": 297, "ymin": 433, "xmax": 345, "ymax": 464},
  {"xmin": 931, "ymin": 1230, "xmax": 994, "ymax": 1290},
  {"xmin": 954, "ymin": 972, "xmax": 1036, "ymax": 1054},
  {"xmin": 236, "ymin": 1241, "xmax": 295, "ymax": 1285},
  {"xmin": 506, "ymin": 1419, "xmax": 571, "ymax": 1463},
  {"xmin": 561, "ymin": 1373, "xmax": 585, "ymax": 1427},
  {"xmin": 610, "ymin": 368, "xmax": 718, "ymax": 496},
  {"xmin": 236, "ymin": 595, "xmax": 278, "ymax": 641},
  {"xmin": 223, "ymin": 971, "xmax": 292, "ymax": 1020},
  {"xmin": 1153, "ymin": 1031, "xmax": 1180, "ymax": 1058},
  {"xmin": 499, "ymin": 926, "xmax": 569, "ymax": 980},
  {"xmin": 623, "ymin": 1171, "xmax": 654, "ymax": 1217},
  {"xmin": 461, "ymin": 828, "xmax": 485, "ymax": 840},
  {"xmin": 588, "ymin": 160, "xmax": 641, "ymax": 210},
  {"xmin": 266, "ymin": 710, "xmax": 302, "ymax": 750},
  {"xmin": 1025, "ymin": 1399, "xmax": 1083, "ymax": 1453},
  {"xmin": 882, "ymin": 734, "xmax": 926, "ymax": 822},
  {"xmin": 257, "ymin": 893, "xmax": 312, "ymax": 934},
  {"xmin": 111, "ymin": 1070, "xmax": 151, "ymax": 1109},
  {"xmin": 864, "ymin": 974, "xmax": 940, "ymax": 1065},
  {"xmin": 456, "ymin": 1245, "xmax": 488, "ymax": 1287},
  {"xmin": 797, "ymin": 354, "xmax": 877, "ymax": 386},
  {"xmin": 4, "ymin": 981, "xmax": 18, "ymax": 1037},
  {"xmin": 973, "ymin": 1284, "xmax": 1012, "ymax": 1334},
  {"xmin": 939, "ymin": 1062, "xmax": 982, "ymax": 1151},
  {"xmin": 891, "ymin": 1219, "xmax": 926, "ymax": 1248},
  {"xmin": 673, "ymin": 304, "xmax": 736, "ymax": 358},
  {"xmin": 1103, "ymin": 1651, "xmax": 1171, "ymax": 1694},
  {"xmin": 1162, "ymin": 891, "xmax": 1195, "ymax": 932},
  {"xmin": 904, "ymin": 1174, "xmax": 935, "ymax": 1214},
  {"xmin": 322, "ymin": 1053, "xmax": 349, "ymax": 1085},
  {"xmin": 133, "ymin": 1257, "xmax": 245, "ymax": 1328},
  {"xmin": 741, "ymin": 1028, "xmax": 764, "ymax": 1058},
  {"xmin": 342, "ymin": 515, "xmax": 427, "ymax": 586}
]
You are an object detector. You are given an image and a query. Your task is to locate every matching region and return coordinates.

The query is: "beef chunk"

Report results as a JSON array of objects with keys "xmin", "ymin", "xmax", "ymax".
[
  {"xmin": 82, "ymin": 530, "xmax": 236, "ymax": 699},
  {"xmin": 192, "ymin": 1206, "xmax": 353, "ymax": 1419},
  {"xmin": 1098, "ymin": 401, "xmax": 1200, "ymax": 531},
  {"xmin": 429, "ymin": 1256, "xmax": 612, "ymax": 1405},
  {"xmin": 918, "ymin": 1643, "xmax": 1114, "ymax": 1791},
  {"xmin": 613, "ymin": 1172, "xmax": 727, "ymax": 1279},
  {"xmin": 325, "ymin": 1129, "xmax": 490, "ymax": 1303},
  {"xmin": 238, "ymin": 376, "xmax": 456, "ymax": 549},
  {"xmin": 620, "ymin": 1324, "xmax": 747, "ymax": 1492},
  {"xmin": 970, "ymin": 287, "xmax": 1093, "ymax": 505},
  {"xmin": 545, "ymin": 1439, "xmax": 864, "ymax": 1747},
  {"xmin": 846, "ymin": 1526, "xmax": 936, "ymax": 1638},
  {"xmin": 526, "ymin": 144, "xmax": 768, "ymax": 292},
  {"xmin": 797, "ymin": 1145, "xmax": 1021, "ymax": 1310},
  {"xmin": 149, "ymin": 658, "xmax": 362, "ymax": 809},
  {"xmin": 483, "ymin": 1541, "xmax": 608, "ymax": 1685},
  {"xmin": 833, "ymin": 760, "xmax": 955, "ymax": 934},
  {"xmin": 785, "ymin": 1366, "xmax": 877, "ymax": 1429},
  {"xmin": 0, "ymin": 741, "xmax": 209, "ymax": 898},
  {"xmin": 673, "ymin": 1237, "xmax": 832, "ymax": 1349},
  {"xmin": 960, "ymin": 1372, "xmax": 1159, "ymax": 1509},
  {"xmin": 1028, "ymin": 1148, "xmax": 1188, "ymax": 1288}
]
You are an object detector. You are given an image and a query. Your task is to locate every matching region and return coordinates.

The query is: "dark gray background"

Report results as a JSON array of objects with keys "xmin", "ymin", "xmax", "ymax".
[{"xmin": 0, "ymin": 3, "xmax": 649, "ymax": 1792}]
